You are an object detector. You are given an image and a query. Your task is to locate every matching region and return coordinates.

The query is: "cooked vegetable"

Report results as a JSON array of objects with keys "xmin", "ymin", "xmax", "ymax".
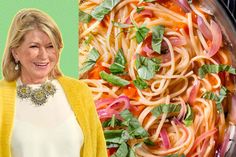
[
  {"xmin": 104, "ymin": 110, "xmax": 149, "ymax": 157},
  {"xmin": 135, "ymin": 26, "xmax": 150, "ymax": 44},
  {"xmin": 110, "ymin": 49, "xmax": 127, "ymax": 74},
  {"xmin": 102, "ymin": 114, "xmax": 122, "ymax": 128},
  {"xmin": 136, "ymin": 7, "xmax": 144, "ymax": 13},
  {"xmin": 198, "ymin": 64, "xmax": 236, "ymax": 78},
  {"xmin": 111, "ymin": 142, "xmax": 129, "ymax": 157},
  {"xmin": 152, "ymin": 25, "xmax": 165, "ymax": 54},
  {"xmin": 175, "ymin": 0, "xmax": 192, "ymax": 13},
  {"xmin": 151, "ymin": 104, "xmax": 181, "ymax": 117},
  {"xmin": 79, "ymin": 10, "xmax": 92, "ymax": 23},
  {"xmin": 100, "ymin": 71, "xmax": 130, "ymax": 86},
  {"xmin": 83, "ymin": 35, "xmax": 93, "ymax": 45},
  {"xmin": 112, "ymin": 21, "xmax": 132, "ymax": 28},
  {"xmin": 184, "ymin": 104, "xmax": 194, "ymax": 126},
  {"xmin": 79, "ymin": 48, "xmax": 100, "ymax": 75},
  {"xmin": 207, "ymin": 20, "xmax": 222, "ymax": 57},
  {"xmin": 133, "ymin": 76, "xmax": 148, "ymax": 90},
  {"xmin": 104, "ymin": 130, "xmax": 130, "ymax": 144},
  {"xmin": 197, "ymin": 16, "xmax": 212, "ymax": 40},
  {"xmin": 121, "ymin": 109, "xmax": 149, "ymax": 138},
  {"xmin": 91, "ymin": 0, "xmax": 120, "ymax": 21},
  {"xmin": 160, "ymin": 128, "xmax": 171, "ymax": 149},
  {"xmin": 135, "ymin": 54, "xmax": 161, "ymax": 80},
  {"xmin": 202, "ymin": 86, "xmax": 228, "ymax": 113}
]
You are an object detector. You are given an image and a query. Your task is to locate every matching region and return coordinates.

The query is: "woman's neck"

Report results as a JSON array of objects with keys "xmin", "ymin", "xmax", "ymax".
[{"xmin": 20, "ymin": 76, "xmax": 49, "ymax": 84}]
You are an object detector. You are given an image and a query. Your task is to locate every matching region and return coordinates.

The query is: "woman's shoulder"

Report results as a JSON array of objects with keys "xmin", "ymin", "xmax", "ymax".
[
  {"xmin": 0, "ymin": 79, "xmax": 8, "ymax": 85},
  {"xmin": 0, "ymin": 79, "xmax": 16, "ymax": 89},
  {"xmin": 57, "ymin": 76, "xmax": 90, "ymax": 91}
]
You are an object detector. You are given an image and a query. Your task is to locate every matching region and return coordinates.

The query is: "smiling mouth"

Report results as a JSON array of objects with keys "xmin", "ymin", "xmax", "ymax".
[{"xmin": 34, "ymin": 62, "xmax": 49, "ymax": 68}]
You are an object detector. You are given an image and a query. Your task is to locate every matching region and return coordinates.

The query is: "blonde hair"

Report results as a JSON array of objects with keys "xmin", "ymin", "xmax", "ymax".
[{"xmin": 2, "ymin": 8, "xmax": 63, "ymax": 81}]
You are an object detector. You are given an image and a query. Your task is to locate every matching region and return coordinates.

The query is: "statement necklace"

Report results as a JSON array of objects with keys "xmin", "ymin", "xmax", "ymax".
[{"xmin": 17, "ymin": 81, "xmax": 56, "ymax": 106}]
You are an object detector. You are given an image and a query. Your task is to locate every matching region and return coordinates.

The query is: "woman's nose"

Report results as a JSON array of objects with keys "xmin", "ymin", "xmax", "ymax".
[{"xmin": 38, "ymin": 47, "xmax": 48, "ymax": 59}]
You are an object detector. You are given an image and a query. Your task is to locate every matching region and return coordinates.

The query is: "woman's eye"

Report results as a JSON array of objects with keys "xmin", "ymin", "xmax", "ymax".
[
  {"xmin": 47, "ymin": 45, "xmax": 54, "ymax": 48},
  {"xmin": 30, "ymin": 45, "xmax": 38, "ymax": 48}
]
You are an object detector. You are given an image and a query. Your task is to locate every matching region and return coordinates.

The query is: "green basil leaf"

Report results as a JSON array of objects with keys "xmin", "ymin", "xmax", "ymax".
[
  {"xmin": 133, "ymin": 76, "xmax": 148, "ymax": 90},
  {"xmin": 135, "ymin": 26, "xmax": 149, "ymax": 44},
  {"xmin": 107, "ymin": 143, "xmax": 120, "ymax": 148},
  {"xmin": 112, "ymin": 21, "xmax": 132, "ymax": 28},
  {"xmin": 109, "ymin": 63, "xmax": 124, "ymax": 74},
  {"xmin": 110, "ymin": 49, "xmax": 127, "ymax": 74},
  {"xmin": 216, "ymin": 100, "xmax": 224, "ymax": 113},
  {"xmin": 151, "ymin": 104, "xmax": 181, "ymax": 118},
  {"xmin": 87, "ymin": 47, "xmax": 100, "ymax": 61},
  {"xmin": 102, "ymin": 114, "xmax": 122, "ymax": 128},
  {"xmin": 152, "ymin": 25, "xmax": 165, "ymax": 54},
  {"xmin": 220, "ymin": 86, "xmax": 228, "ymax": 96},
  {"xmin": 83, "ymin": 34, "xmax": 93, "ymax": 45},
  {"xmin": 202, "ymin": 91, "xmax": 223, "ymax": 113},
  {"xmin": 184, "ymin": 104, "xmax": 194, "ymax": 126},
  {"xmin": 144, "ymin": 138, "xmax": 155, "ymax": 146},
  {"xmin": 111, "ymin": 142, "xmax": 129, "ymax": 157},
  {"xmin": 91, "ymin": 0, "xmax": 120, "ymax": 21},
  {"xmin": 111, "ymin": 114, "xmax": 117, "ymax": 128},
  {"xmin": 100, "ymin": 71, "xmax": 130, "ymax": 86},
  {"xmin": 198, "ymin": 64, "xmax": 236, "ymax": 78},
  {"xmin": 202, "ymin": 91, "xmax": 218, "ymax": 101},
  {"xmin": 104, "ymin": 130, "xmax": 130, "ymax": 144},
  {"xmin": 135, "ymin": 54, "xmax": 161, "ymax": 80},
  {"xmin": 216, "ymin": 86, "xmax": 228, "ymax": 113},
  {"xmin": 120, "ymin": 110, "xmax": 149, "ymax": 138},
  {"xmin": 79, "ymin": 48, "xmax": 100, "ymax": 75},
  {"xmin": 128, "ymin": 147, "xmax": 136, "ymax": 157},
  {"xmin": 136, "ymin": 7, "xmax": 144, "ymax": 13},
  {"xmin": 120, "ymin": 109, "xmax": 134, "ymax": 122},
  {"xmin": 79, "ymin": 10, "xmax": 92, "ymax": 23},
  {"xmin": 79, "ymin": 61, "xmax": 96, "ymax": 75},
  {"xmin": 202, "ymin": 86, "xmax": 228, "ymax": 113},
  {"xmin": 137, "ymin": 66, "xmax": 153, "ymax": 80}
]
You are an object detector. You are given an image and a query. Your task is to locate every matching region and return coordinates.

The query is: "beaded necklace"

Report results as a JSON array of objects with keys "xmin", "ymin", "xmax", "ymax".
[{"xmin": 17, "ymin": 81, "xmax": 56, "ymax": 106}]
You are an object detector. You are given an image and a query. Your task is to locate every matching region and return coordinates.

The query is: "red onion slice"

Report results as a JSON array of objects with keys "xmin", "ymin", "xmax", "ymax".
[
  {"xmin": 107, "ymin": 95, "xmax": 131, "ymax": 112},
  {"xmin": 143, "ymin": 43, "xmax": 154, "ymax": 56},
  {"xmin": 175, "ymin": 0, "xmax": 192, "ymax": 13},
  {"xmin": 197, "ymin": 16, "xmax": 212, "ymax": 41},
  {"xmin": 139, "ymin": 9, "xmax": 153, "ymax": 18},
  {"xmin": 207, "ymin": 20, "xmax": 222, "ymax": 57},
  {"xmin": 95, "ymin": 98, "xmax": 115, "ymax": 109},
  {"xmin": 188, "ymin": 80, "xmax": 200, "ymax": 105},
  {"xmin": 229, "ymin": 95, "xmax": 236, "ymax": 124},
  {"xmin": 219, "ymin": 128, "xmax": 230, "ymax": 157},
  {"xmin": 169, "ymin": 37, "xmax": 187, "ymax": 47},
  {"xmin": 160, "ymin": 128, "xmax": 171, "ymax": 149}
]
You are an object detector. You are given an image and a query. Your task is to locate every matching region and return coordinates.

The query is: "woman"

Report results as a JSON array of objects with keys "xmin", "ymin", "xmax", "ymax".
[{"xmin": 0, "ymin": 8, "xmax": 107, "ymax": 157}]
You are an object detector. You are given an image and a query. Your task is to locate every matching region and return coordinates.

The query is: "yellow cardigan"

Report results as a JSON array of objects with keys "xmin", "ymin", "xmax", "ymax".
[{"xmin": 0, "ymin": 76, "xmax": 108, "ymax": 157}]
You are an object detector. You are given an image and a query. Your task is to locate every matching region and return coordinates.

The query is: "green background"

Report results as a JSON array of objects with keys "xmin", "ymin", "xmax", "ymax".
[{"xmin": 0, "ymin": 0, "xmax": 78, "ymax": 79}]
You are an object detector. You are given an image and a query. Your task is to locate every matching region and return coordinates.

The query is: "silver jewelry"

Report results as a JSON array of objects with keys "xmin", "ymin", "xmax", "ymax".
[
  {"xmin": 17, "ymin": 81, "xmax": 56, "ymax": 106},
  {"xmin": 15, "ymin": 62, "xmax": 19, "ymax": 71}
]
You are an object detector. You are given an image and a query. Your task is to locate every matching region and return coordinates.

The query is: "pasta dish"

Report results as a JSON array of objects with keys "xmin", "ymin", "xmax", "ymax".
[{"xmin": 79, "ymin": 0, "xmax": 236, "ymax": 156}]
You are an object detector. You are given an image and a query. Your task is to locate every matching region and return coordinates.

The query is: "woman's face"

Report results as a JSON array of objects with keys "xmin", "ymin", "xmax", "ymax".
[{"xmin": 13, "ymin": 29, "xmax": 58, "ymax": 84}]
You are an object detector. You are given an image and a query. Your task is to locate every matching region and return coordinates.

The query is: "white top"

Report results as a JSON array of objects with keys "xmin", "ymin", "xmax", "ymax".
[{"xmin": 11, "ymin": 79, "xmax": 84, "ymax": 157}]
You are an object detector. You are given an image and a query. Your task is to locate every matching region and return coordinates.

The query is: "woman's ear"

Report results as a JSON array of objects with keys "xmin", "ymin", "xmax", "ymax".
[{"xmin": 11, "ymin": 48, "xmax": 19, "ymax": 62}]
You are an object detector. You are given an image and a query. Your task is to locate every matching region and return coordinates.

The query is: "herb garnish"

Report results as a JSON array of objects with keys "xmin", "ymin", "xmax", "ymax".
[{"xmin": 79, "ymin": 48, "xmax": 100, "ymax": 75}]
